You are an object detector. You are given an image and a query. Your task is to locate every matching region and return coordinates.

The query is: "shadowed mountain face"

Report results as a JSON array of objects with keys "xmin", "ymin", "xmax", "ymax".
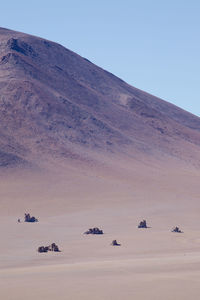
[{"xmin": 0, "ymin": 27, "xmax": 199, "ymax": 169}]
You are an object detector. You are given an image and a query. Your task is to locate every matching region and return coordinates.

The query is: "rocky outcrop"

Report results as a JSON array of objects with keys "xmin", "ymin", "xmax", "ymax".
[
  {"xmin": 24, "ymin": 213, "xmax": 38, "ymax": 223},
  {"xmin": 38, "ymin": 246, "xmax": 49, "ymax": 253},
  {"xmin": 171, "ymin": 226, "xmax": 183, "ymax": 233},
  {"xmin": 49, "ymin": 243, "xmax": 60, "ymax": 252},
  {"xmin": 84, "ymin": 227, "xmax": 103, "ymax": 234},
  {"xmin": 138, "ymin": 220, "xmax": 147, "ymax": 228},
  {"xmin": 37, "ymin": 243, "xmax": 60, "ymax": 253},
  {"xmin": 111, "ymin": 240, "xmax": 121, "ymax": 246}
]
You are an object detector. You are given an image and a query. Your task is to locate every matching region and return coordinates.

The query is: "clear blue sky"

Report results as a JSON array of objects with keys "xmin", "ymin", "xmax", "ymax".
[{"xmin": 1, "ymin": 0, "xmax": 200, "ymax": 116}]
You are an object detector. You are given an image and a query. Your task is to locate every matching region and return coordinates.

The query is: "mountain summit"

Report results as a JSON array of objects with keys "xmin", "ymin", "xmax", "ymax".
[{"xmin": 0, "ymin": 27, "xmax": 199, "ymax": 169}]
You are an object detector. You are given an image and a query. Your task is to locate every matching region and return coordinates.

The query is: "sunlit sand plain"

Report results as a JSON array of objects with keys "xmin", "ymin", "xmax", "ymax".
[{"xmin": 0, "ymin": 159, "xmax": 200, "ymax": 300}]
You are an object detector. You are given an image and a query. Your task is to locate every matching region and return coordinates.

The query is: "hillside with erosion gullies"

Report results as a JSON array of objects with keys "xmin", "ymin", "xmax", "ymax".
[{"xmin": 0, "ymin": 27, "xmax": 199, "ymax": 172}]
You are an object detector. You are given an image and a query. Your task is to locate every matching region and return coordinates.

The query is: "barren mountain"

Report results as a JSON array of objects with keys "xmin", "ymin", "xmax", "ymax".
[
  {"xmin": 1, "ymin": 28, "xmax": 200, "ymax": 300},
  {"xmin": 0, "ymin": 27, "xmax": 199, "ymax": 170}
]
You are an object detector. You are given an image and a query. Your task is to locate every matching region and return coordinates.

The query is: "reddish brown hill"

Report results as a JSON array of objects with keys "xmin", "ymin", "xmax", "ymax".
[{"xmin": 0, "ymin": 27, "xmax": 199, "ymax": 169}]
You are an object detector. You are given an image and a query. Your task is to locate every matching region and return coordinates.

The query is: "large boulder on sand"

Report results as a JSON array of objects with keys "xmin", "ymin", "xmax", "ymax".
[{"xmin": 111, "ymin": 240, "xmax": 121, "ymax": 246}]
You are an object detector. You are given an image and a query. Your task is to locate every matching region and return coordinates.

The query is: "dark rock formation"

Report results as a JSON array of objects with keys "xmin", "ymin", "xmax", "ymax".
[
  {"xmin": 48, "ymin": 243, "xmax": 60, "ymax": 252},
  {"xmin": 38, "ymin": 246, "xmax": 48, "ymax": 253},
  {"xmin": 84, "ymin": 227, "xmax": 103, "ymax": 234},
  {"xmin": 37, "ymin": 243, "xmax": 60, "ymax": 253},
  {"xmin": 24, "ymin": 213, "xmax": 38, "ymax": 223},
  {"xmin": 172, "ymin": 226, "xmax": 183, "ymax": 233},
  {"xmin": 111, "ymin": 240, "xmax": 121, "ymax": 246},
  {"xmin": 138, "ymin": 220, "xmax": 147, "ymax": 228}
]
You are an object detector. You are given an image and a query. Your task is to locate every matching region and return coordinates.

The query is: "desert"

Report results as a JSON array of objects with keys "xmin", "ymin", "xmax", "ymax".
[{"xmin": 0, "ymin": 27, "xmax": 200, "ymax": 299}]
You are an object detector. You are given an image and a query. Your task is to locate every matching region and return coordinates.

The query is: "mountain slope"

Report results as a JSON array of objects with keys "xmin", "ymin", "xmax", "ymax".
[{"xmin": 0, "ymin": 27, "xmax": 199, "ymax": 169}]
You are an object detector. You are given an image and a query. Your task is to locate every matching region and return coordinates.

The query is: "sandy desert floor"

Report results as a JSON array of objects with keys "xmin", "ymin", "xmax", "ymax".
[{"xmin": 0, "ymin": 161, "xmax": 200, "ymax": 300}]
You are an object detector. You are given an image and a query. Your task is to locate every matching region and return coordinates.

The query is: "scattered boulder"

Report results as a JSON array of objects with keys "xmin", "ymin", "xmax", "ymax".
[
  {"xmin": 38, "ymin": 246, "xmax": 48, "ymax": 253},
  {"xmin": 111, "ymin": 240, "xmax": 121, "ymax": 246},
  {"xmin": 84, "ymin": 227, "xmax": 103, "ymax": 234},
  {"xmin": 172, "ymin": 226, "xmax": 183, "ymax": 233},
  {"xmin": 37, "ymin": 243, "xmax": 61, "ymax": 253},
  {"xmin": 24, "ymin": 213, "xmax": 38, "ymax": 223},
  {"xmin": 138, "ymin": 220, "xmax": 147, "ymax": 228},
  {"xmin": 49, "ymin": 243, "xmax": 60, "ymax": 252}
]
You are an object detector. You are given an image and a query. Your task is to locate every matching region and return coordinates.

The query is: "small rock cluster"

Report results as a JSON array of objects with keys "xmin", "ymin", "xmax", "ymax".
[
  {"xmin": 38, "ymin": 243, "xmax": 60, "ymax": 253},
  {"xmin": 84, "ymin": 227, "xmax": 103, "ymax": 234},
  {"xmin": 138, "ymin": 219, "xmax": 147, "ymax": 228},
  {"xmin": 17, "ymin": 214, "xmax": 186, "ymax": 254},
  {"xmin": 24, "ymin": 213, "xmax": 38, "ymax": 223},
  {"xmin": 172, "ymin": 226, "xmax": 183, "ymax": 233}
]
